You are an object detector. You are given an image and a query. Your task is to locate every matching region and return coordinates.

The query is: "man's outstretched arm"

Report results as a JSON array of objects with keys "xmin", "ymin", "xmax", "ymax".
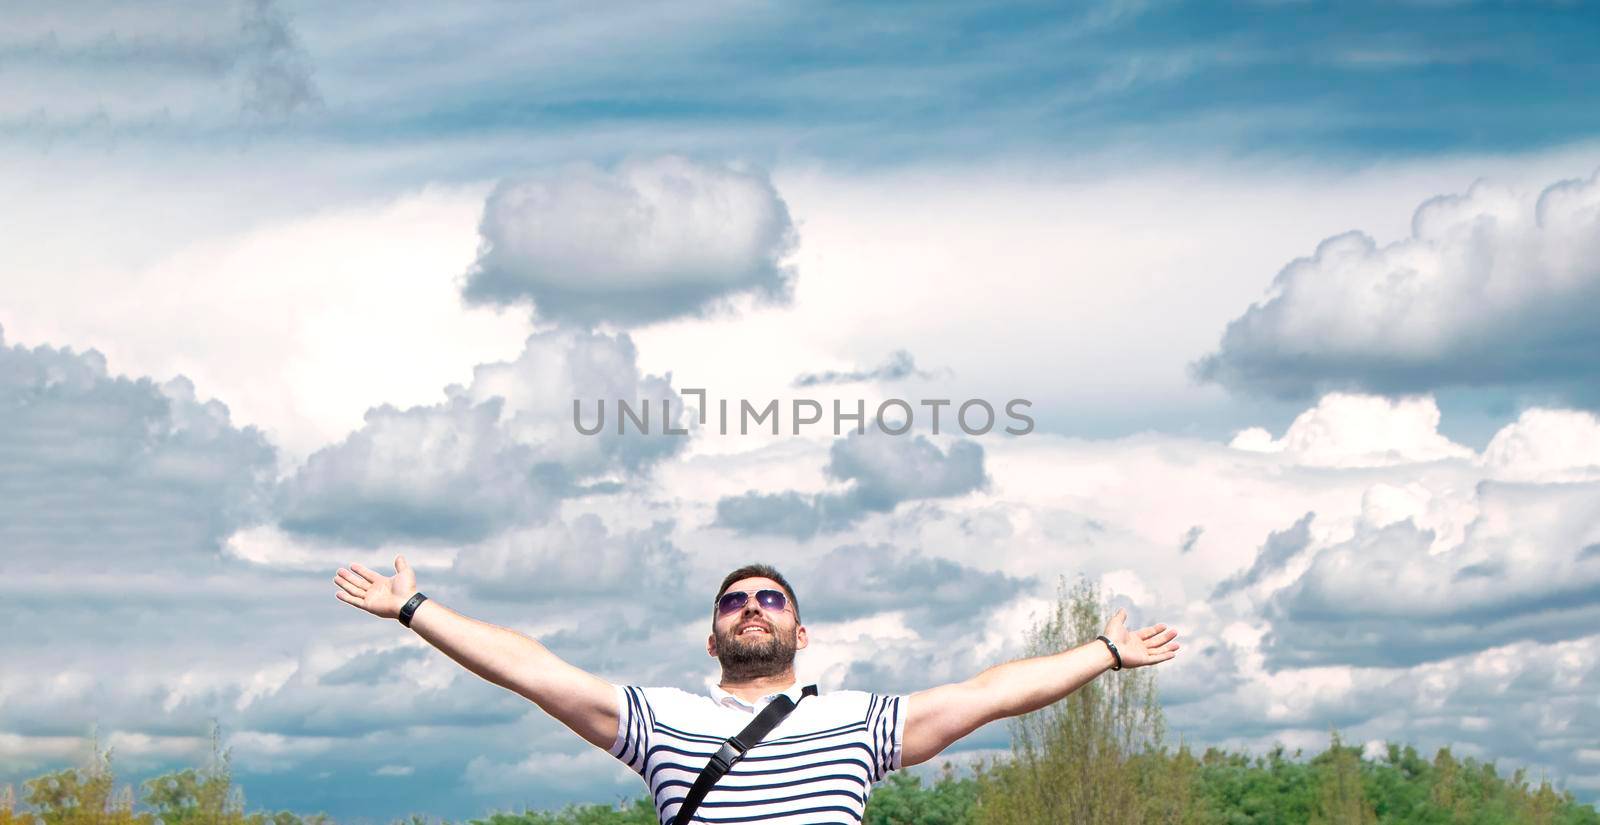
[
  {"xmin": 333, "ymin": 555, "xmax": 618, "ymax": 750},
  {"xmin": 901, "ymin": 608, "xmax": 1179, "ymax": 767}
]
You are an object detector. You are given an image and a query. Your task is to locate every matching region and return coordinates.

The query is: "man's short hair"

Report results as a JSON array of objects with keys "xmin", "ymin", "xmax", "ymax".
[{"xmin": 716, "ymin": 563, "xmax": 800, "ymax": 622}]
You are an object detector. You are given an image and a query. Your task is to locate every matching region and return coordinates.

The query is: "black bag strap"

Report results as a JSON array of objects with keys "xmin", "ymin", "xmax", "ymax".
[{"xmin": 671, "ymin": 684, "xmax": 818, "ymax": 825}]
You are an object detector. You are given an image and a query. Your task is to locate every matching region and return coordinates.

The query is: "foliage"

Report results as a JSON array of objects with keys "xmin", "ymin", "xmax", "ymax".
[
  {"xmin": 863, "ymin": 764, "xmax": 979, "ymax": 825},
  {"xmin": 1, "ymin": 723, "xmax": 332, "ymax": 825},
  {"xmin": 1308, "ymin": 731, "xmax": 1376, "ymax": 825},
  {"xmin": 15, "ymin": 731, "xmax": 146, "ymax": 825},
  {"xmin": 462, "ymin": 797, "xmax": 657, "ymax": 825},
  {"xmin": 6, "ymin": 729, "xmax": 1598, "ymax": 825},
  {"xmin": 974, "ymin": 576, "xmax": 1165, "ymax": 825}
]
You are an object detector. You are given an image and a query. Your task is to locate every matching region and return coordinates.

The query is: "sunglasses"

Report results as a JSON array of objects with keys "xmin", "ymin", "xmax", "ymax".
[{"xmin": 716, "ymin": 589, "xmax": 791, "ymax": 616}]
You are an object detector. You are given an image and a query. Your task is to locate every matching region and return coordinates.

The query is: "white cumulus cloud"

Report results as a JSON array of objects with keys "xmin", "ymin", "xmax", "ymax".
[
  {"xmin": 1196, "ymin": 169, "xmax": 1600, "ymax": 407},
  {"xmin": 463, "ymin": 155, "xmax": 799, "ymax": 326}
]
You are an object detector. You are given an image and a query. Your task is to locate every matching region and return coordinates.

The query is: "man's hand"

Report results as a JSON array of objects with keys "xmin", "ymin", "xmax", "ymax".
[
  {"xmin": 903, "ymin": 608, "xmax": 1182, "ymax": 766},
  {"xmin": 331, "ymin": 555, "xmax": 620, "ymax": 751},
  {"xmin": 1100, "ymin": 607, "xmax": 1179, "ymax": 669},
  {"xmin": 333, "ymin": 555, "xmax": 418, "ymax": 621}
]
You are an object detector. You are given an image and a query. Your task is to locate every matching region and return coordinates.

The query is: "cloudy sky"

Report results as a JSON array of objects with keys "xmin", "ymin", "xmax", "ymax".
[{"xmin": 4, "ymin": 1, "xmax": 1600, "ymax": 821}]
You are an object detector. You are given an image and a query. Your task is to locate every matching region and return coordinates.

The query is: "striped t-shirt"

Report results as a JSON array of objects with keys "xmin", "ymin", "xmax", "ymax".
[{"xmin": 608, "ymin": 682, "xmax": 908, "ymax": 824}]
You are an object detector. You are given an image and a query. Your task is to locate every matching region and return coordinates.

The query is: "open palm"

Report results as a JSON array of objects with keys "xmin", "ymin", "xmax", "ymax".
[
  {"xmin": 332, "ymin": 555, "xmax": 417, "ymax": 620},
  {"xmin": 1101, "ymin": 607, "xmax": 1180, "ymax": 669}
]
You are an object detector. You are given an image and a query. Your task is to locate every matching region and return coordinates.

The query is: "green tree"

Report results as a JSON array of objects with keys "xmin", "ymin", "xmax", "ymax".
[
  {"xmin": 1521, "ymin": 776, "xmax": 1564, "ymax": 825},
  {"xmin": 1132, "ymin": 740, "xmax": 1202, "ymax": 825},
  {"xmin": 975, "ymin": 577, "xmax": 1165, "ymax": 825},
  {"xmin": 864, "ymin": 763, "xmax": 979, "ymax": 825},
  {"xmin": 465, "ymin": 797, "xmax": 657, "ymax": 825},
  {"xmin": 21, "ymin": 732, "xmax": 149, "ymax": 825},
  {"xmin": 1428, "ymin": 746, "xmax": 1470, "ymax": 824},
  {"xmin": 1308, "ymin": 730, "xmax": 1375, "ymax": 825},
  {"xmin": 138, "ymin": 722, "xmax": 332, "ymax": 825},
  {"xmin": 139, "ymin": 723, "xmax": 249, "ymax": 825},
  {"xmin": 1192, "ymin": 743, "xmax": 1318, "ymax": 824},
  {"xmin": 1362, "ymin": 743, "xmax": 1433, "ymax": 823}
]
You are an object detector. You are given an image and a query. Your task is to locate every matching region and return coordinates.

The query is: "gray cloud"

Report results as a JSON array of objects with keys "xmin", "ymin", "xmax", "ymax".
[
  {"xmin": 238, "ymin": 0, "xmax": 320, "ymax": 116},
  {"xmin": 800, "ymin": 542, "xmax": 1031, "ymax": 629},
  {"xmin": 826, "ymin": 429, "xmax": 987, "ymax": 508},
  {"xmin": 1194, "ymin": 170, "xmax": 1600, "ymax": 407},
  {"xmin": 713, "ymin": 490, "xmax": 830, "ymax": 541},
  {"xmin": 1260, "ymin": 481, "xmax": 1600, "ymax": 669},
  {"xmin": 0, "ymin": 0, "xmax": 320, "ymax": 128},
  {"xmin": 1155, "ymin": 635, "xmax": 1246, "ymax": 708},
  {"xmin": 0, "ymin": 324, "xmax": 276, "ymax": 566},
  {"xmin": 276, "ymin": 396, "xmax": 556, "ymax": 546},
  {"xmin": 462, "ymin": 156, "xmax": 798, "ymax": 327},
  {"xmin": 714, "ymin": 429, "xmax": 988, "ymax": 539},
  {"xmin": 1179, "ymin": 524, "xmax": 1204, "ymax": 554},
  {"xmin": 275, "ymin": 329, "xmax": 683, "ymax": 546},
  {"xmin": 317, "ymin": 646, "xmax": 430, "ymax": 687},
  {"xmin": 791, "ymin": 349, "xmax": 945, "ymax": 388},
  {"xmin": 1211, "ymin": 511, "xmax": 1315, "ymax": 598},
  {"xmin": 450, "ymin": 514, "xmax": 689, "ymax": 609},
  {"xmin": 0, "ymin": 327, "xmax": 550, "ymax": 793}
]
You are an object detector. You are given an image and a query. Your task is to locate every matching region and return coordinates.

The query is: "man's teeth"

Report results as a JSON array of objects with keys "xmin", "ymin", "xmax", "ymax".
[{"xmin": 740, "ymin": 627, "xmax": 768, "ymax": 635}]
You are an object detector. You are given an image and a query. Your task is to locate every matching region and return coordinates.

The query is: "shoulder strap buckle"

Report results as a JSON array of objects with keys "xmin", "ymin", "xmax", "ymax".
[
  {"xmin": 671, "ymin": 685, "xmax": 818, "ymax": 825},
  {"xmin": 709, "ymin": 741, "xmax": 741, "ymax": 773}
]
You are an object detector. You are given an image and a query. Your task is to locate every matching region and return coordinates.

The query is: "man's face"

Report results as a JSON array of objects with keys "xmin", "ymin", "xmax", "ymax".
[{"xmin": 707, "ymin": 576, "xmax": 808, "ymax": 679}]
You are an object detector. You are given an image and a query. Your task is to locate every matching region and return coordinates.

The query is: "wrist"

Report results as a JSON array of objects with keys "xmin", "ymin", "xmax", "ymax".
[
  {"xmin": 398, "ymin": 592, "xmax": 429, "ymax": 628},
  {"xmin": 1095, "ymin": 635, "xmax": 1123, "ymax": 671}
]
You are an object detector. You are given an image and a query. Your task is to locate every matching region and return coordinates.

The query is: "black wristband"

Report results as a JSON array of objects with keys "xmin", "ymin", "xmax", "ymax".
[
  {"xmin": 1096, "ymin": 635, "xmax": 1123, "ymax": 671},
  {"xmin": 398, "ymin": 592, "xmax": 428, "ymax": 628}
]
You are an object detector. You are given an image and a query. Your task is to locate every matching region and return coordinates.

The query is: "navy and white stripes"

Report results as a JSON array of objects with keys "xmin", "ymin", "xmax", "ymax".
[{"xmin": 608, "ymin": 685, "xmax": 907, "ymax": 825}]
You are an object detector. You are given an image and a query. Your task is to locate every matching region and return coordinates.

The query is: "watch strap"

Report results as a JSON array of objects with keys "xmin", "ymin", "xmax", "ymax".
[
  {"xmin": 398, "ymin": 592, "xmax": 428, "ymax": 627},
  {"xmin": 1096, "ymin": 634, "xmax": 1123, "ymax": 671}
]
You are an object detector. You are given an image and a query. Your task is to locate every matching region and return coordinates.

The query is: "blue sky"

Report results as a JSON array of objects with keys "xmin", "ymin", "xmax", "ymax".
[
  {"xmin": 4, "ymin": 1, "xmax": 1600, "ymax": 823},
  {"xmin": 10, "ymin": 1, "xmax": 1600, "ymax": 163}
]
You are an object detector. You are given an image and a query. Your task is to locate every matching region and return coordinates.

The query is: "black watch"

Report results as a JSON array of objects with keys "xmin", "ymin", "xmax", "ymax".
[
  {"xmin": 1096, "ymin": 635, "xmax": 1123, "ymax": 671},
  {"xmin": 398, "ymin": 592, "xmax": 428, "ymax": 628}
]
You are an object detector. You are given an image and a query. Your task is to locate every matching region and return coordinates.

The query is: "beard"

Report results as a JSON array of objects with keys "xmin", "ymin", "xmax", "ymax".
[{"xmin": 715, "ymin": 623, "xmax": 798, "ymax": 681}]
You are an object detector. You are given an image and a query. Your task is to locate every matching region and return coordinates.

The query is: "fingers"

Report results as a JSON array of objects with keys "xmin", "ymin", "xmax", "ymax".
[
  {"xmin": 335, "ymin": 569, "xmax": 369, "ymax": 594},
  {"xmin": 1131, "ymin": 645, "xmax": 1179, "ymax": 668},
  {"xmin": 1121, "ymin": 631, "xmax": 1180, "ymax": 668},
  {"xmin": 1143, "ymin": 632, "xmax": 1179, "ymax": 653},
  {"xmin": 333, "ymin": 589, "xmax": 362, "ymax": 607},
  {"xmin": 394, "ymin": 554, "xmax": 410, "ymax": 573},
  {"xmin": 1132, "ymin": 625, "xmax": 1178, "ymax": 647},
  {"xmin": 349, "ymin": 562, "xmax": 381, "ymax": 583},
  {"xmin": 1137, "ymin": 623, "xmax": 1167, "ymax": 641}
]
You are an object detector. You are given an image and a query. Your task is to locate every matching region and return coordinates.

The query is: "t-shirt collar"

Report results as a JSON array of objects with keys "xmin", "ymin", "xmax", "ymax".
[{"xmin": 710, "ymin": 681, "xmax": 810, "ymax": 712}]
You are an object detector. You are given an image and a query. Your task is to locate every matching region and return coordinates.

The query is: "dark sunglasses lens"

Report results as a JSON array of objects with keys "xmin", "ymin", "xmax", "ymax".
[
  {"xmin": 756, "ymin": 590, "xmax": 787, "ymax": 612},
  {"xmin": 717, "ymin": 592, "xmax": 750, "ymax": 614}
]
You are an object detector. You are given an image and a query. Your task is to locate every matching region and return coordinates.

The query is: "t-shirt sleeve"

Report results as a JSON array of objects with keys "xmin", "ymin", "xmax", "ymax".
[
  {"xmin": 608, "ymin": 684, "xmax": 655, "ymax": 775},
  {"xmin": 865, "ymin": 693, "xmax": 908, "ymax": 782}
]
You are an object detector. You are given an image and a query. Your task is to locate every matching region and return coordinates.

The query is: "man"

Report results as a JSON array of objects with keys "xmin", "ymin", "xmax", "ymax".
[{"xmin": 333, "ymin": 556, "xmax": 1179, "ymax": 824}]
